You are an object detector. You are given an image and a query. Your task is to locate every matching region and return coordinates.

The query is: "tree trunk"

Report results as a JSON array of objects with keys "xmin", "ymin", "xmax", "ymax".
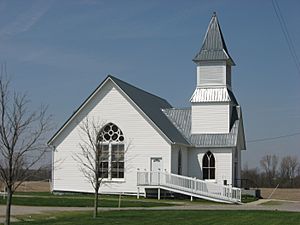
[
  {"xmin": 5, "ymin": 187, "xmax": 12, "ymax": 225},
  {"xmin": 93, "ymin": 189, "xmax": 99, "ymax": 218}
]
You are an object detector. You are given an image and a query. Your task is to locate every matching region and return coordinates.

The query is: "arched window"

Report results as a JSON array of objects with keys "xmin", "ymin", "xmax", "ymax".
[
  {"xmin": 202, "ymin": 151, "xmax": 215, "ymax": 180},
  {"xmin": 178, "ymin": 149, "xmax": 182, "ymax": 175},
  {"xmin": 97, "ymin": 123, "xmax": 124, "ymax": 179},
  {"xmin": 98, "ymin": 123, "xmax": 124, "ymax": 142}
]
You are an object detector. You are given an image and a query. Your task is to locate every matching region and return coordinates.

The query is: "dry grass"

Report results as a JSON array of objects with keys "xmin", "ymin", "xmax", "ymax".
[
  {"xmin": 16, "ymin": 181, "xmax": 50, "ymax": 192},
  {"xmin": 0, "ymin": 181, "xmax": 50, "ymax": 192},
  {"xmin": 260, "ymin": 188, "xmax": 300, "ymax": 201}
]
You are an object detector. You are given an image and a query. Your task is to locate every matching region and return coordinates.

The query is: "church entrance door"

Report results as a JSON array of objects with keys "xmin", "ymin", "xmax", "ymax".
[{"xmin": 150, "ymin": 157, "xmax": 162, "ymax": 185}]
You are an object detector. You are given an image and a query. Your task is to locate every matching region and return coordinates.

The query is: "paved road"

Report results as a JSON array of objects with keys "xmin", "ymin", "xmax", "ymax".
[
  {"xmin": 0, "ymin": 199, "xmax": 300, "ymax": 223},
  {"xmin": 99, "ymin": 199, "xmax": 300, "ymax": 212}
]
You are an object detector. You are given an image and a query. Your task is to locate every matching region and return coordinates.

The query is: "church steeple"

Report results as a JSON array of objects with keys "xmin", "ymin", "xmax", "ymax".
[
  {"xmin": 190, "ymin": 13, "xmax": 238, "ymax": 134},
  {"xmin": 193, "ymin": 12, "xmax": 235, "ymax": 66}
]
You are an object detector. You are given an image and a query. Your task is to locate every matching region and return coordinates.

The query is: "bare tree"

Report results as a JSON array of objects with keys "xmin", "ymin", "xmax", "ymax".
[
  {"xmin": 280, "ymin": 156, "xmax": 299, "ymax": 187},
  {"xmin": 0, "ymin": 74, "xmax": 51, "ymax": 225},
  {"xmin": 73, "ymin": 118, "xmax": 128, "ymax": 218},
  {"xmin": 241, "ymin": 163, "xmax": 261, "ymax": 188},
  {"xmin": 260, "ymin": 154, "xmax": 278, "ymax": 187},
  {"xmin": 295, "ymin": 165, "xmax": 300, "ymax": 187},
  {"xmin": 243, "ymin": 155, "xmax": 300, "ymax": 188},
  {"xmin": 289, "ymin": 156, "xmax": 298, "ymax": 182}
]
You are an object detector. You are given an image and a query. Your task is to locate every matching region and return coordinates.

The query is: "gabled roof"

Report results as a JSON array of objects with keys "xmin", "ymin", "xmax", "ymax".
[
  {"xmin": 163, "ymin": 106, "xmax": 245, "ymax": 148},
  {"xmin": 48, "ymin": 75, "xmax": 189, "ymax": 146},
  {"xmin": 193, "ymin": 12, "xmax": 235, "ymax": 65},
  {"xmin": 109, "ymin": 76, "xmax": 189, "ymax": 145}
]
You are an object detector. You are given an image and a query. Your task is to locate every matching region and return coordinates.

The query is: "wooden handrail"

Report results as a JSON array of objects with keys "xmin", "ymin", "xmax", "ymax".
[{"xmin": 137, "ymin": 171, "xmax": 241, "ymax": 203}]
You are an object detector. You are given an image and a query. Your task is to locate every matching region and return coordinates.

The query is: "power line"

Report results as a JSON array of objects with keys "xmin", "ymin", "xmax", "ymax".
[
  {"xmin": 247, "ymin": 131, "xmax": 300, "ymax": 143},
  {"xmin": 249, "ymin": 1, "xmax": 300, "ymax": 144},
  {"xmin": 271, "ymin": 0, "xmax": 300, "ymax": 75}
]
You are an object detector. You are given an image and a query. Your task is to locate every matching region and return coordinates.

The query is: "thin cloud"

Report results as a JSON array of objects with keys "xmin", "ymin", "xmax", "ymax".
[
  {"xmin": 0, "ymin": 40, "xmax": 128, "ymax": 76},
  {"xmin": 0, "ymin": 0, "xmax": 54, "ymax": 39}
]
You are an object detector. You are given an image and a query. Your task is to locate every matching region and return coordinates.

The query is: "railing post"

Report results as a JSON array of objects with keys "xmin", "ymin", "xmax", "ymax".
[
  {"xmin": 226, "ymin": 187, "xmax": 229, "ymax": 199},
  {"xmin": 158, "ymin": 188, "xmax": 160, "ymax": 200},
  {"xmin": 144, "ymin": 169, "xmax": 148, "ymax": 185},
  {"xmin": 164, "ymin": 169, "xmax": 169, "ymax": 186},
  {"xmin": 158, "ymin": 169, "xmax": 161, "ymax": 185},
  {"xmin": 137, "ymin": 168, "xmax": 140, "ymax": 185}
]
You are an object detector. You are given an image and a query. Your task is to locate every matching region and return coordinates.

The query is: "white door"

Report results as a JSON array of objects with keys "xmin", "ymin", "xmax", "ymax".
[
  {"xmin": 151, "ymin": 157, "xmax": 162, "ymax": 172},
  {"xmin": 150, "ymin": 158, "xmax": 162, "ymax": 185}
]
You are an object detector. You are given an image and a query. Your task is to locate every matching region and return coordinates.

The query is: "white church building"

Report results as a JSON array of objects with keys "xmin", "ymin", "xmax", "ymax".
[{"xmin": 48, "ymin": 13, "xmax": 246, "ymax": 203}]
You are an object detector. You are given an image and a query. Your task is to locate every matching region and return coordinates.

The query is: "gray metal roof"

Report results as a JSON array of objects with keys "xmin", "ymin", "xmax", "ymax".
[
  {"xmin": 190, "ymin": 87, "xmax": 238, "ymax": 103},
  {"xmin": 193, "ymin": 13, "xmax": 235, "ymax": 65},
  {"xmin": 108, "ymin": 76, "xmax": 190, "ymax": 145},
  {"xmin": 162, "ymin": 106, "xmax": 242, "ymax": 147}
]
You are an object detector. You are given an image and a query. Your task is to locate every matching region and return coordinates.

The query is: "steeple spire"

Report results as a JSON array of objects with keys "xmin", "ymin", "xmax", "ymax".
[
  {"xmin": 193, "ymin": 12, "xmax": 235, "ymax": 65},
  {"xmin": 190, "ymin": 13, "xmax": 238, "ymax": 134}
]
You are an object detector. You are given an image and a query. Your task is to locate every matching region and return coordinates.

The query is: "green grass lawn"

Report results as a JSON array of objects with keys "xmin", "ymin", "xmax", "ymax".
[
  {"xmin": 4, "ymin": 192, "xmax": 225, "ymax": 207},
  {"xmin": 13, "ymin": 210, "xmax": 300, "ymax": 225},
  {"xmin": 0, "ymin": 192, "xmax": 255, "ymax": 208},
  {"xmin": 0, "ymin": 193, "xmax": 173, "ymax": 207}
]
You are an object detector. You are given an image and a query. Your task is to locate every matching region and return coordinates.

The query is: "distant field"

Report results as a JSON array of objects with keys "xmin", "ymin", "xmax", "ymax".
[
  {"xmin": 260, "ymin": 188, "xmax": 300, "ymax": 201},
  {"xmin": 0, "ymin": 181, "xmax": 50, "ymax": 192},
  {"xmin": 16, "ymin": 181, "xmax": 50, "ymax": 192}
]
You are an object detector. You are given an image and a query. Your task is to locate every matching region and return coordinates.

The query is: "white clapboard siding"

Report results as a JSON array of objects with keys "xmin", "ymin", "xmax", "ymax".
[
  {"xmin": 197, "ymin": 61, "xmax": 227, "ymax": 87},
  {"xmin": 191, "ymin": 103, "xmax": 230, "ymax": 134},
  {"xmin": 171, "ymin": 145, "xmax": 188, "ymax": 176},
  {"xmin": 188, "ymin": 148, "xmax": 233, "ymax": 185},
  {"xmin": 52, "ymin": 80, "xmax": 171, "ymax": 194}
]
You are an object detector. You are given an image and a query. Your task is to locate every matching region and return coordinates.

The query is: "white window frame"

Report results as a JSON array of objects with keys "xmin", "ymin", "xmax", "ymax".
[{"xmin": 98, "ymin": 123, "xmax": 125, "ymax": 181}]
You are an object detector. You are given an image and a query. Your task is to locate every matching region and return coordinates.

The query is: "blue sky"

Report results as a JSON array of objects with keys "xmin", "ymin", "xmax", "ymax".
[{"xmin": 0, "ymin": 0, "xmax": 299, "ymax": 168}]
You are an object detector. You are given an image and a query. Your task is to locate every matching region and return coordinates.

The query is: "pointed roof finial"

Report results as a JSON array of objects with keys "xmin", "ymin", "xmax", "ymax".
[{"xmin": 193, "ymin": 13, "xmax": 235, "ymax": 65}]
